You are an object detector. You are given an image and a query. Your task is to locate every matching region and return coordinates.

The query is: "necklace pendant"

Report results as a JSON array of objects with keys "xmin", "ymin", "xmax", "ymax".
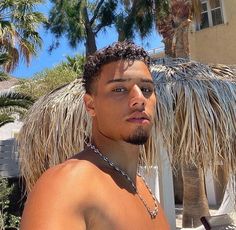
[{"xmin": 150, "ymin": 211, "xmax": 158, "ymax": 219}]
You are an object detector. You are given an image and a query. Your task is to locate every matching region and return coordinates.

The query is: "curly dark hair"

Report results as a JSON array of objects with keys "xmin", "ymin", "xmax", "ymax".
[{"xmin": 82, "ymin": 41, "xmax": 151, "ymax": 94}]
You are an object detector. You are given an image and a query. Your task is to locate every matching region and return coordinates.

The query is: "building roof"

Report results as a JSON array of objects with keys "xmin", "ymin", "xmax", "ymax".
[{"xmin": 0, "ymin": 78, "xmax": 19, "ymax": 91}]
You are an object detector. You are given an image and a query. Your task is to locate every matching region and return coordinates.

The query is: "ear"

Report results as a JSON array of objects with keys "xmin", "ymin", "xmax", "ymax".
[{"xmin": 84, "ymin": 93, "xmax": 96, "ymax": 117}]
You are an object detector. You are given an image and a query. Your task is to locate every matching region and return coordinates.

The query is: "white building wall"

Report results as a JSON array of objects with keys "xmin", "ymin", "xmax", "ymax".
[{"xmin": 0, "ymin": 120, "xmax": 23, "ymax": 140}]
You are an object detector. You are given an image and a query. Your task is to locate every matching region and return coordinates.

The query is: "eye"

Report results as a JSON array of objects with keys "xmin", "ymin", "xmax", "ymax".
[
  {"xmin": 112, "ymin": 87, "xmax": 127, "ymax": 93},
  {"xmin": 141, "ymin": 87, "xmax": 154, "ymax": 94}
]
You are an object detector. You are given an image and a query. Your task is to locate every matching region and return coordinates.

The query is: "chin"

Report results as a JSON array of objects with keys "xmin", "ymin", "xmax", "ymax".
[{"xmin": 124, "ymin": 126, "xmax": 150, "ymax": 145}]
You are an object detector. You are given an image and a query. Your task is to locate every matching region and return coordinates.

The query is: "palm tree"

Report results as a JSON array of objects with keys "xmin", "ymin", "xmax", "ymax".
[
  {"xmin": 47, "ymin": 0, "xmax": 156, "ymax": 55},
  {"xmin": 46, "ymin": 0, "xmax": 117, "ymax": 56},
  {"xmin": 0, "ymin": 0, "xmax": 46, "ymax": 72},
  {"xmin": 114, "ymin": 0, "xmax": 154, "ymax": 41},
  {"xmin": 153, "ymin": 1, "xmax": 216, "ymax": 227},
  {"xmin": 155, "ymin": 0, "xmax": 203, "ymax": 58},
  {"xmin": 0, "ymin": 92, "xmax": 34, "ymax": 127}
]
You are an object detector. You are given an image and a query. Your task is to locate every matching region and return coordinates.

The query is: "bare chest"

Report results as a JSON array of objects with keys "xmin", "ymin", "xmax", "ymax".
[
  {"xmin": 84, "ymin": 176, "xmax": 169, "ymax": 230},
  {"xmin": 87, "ymin": 194, "xmax": 155, "ymax": 229}
]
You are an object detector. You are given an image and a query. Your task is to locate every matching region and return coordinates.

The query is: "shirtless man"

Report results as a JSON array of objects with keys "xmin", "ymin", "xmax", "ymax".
[{"xmin": 20, "ymin": 41, "xmax": 170, "ymax": 230}]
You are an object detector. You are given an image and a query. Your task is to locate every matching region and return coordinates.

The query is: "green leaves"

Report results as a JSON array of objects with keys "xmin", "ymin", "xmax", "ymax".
[
  {"xmin": 96, "ymin": 0, "xmax": 117, "ymax": 32},
  {"xmin": 0, "ymin": 0, "xmax": 46, "ymax": 72},
  {"xmin": 63, "ymin": 54, "xmax": 85, "ymax": 75},
  {"xmin": 0, "ymin": 71, "xmax": 9, "ymax": 81},
  {"xmin": 155, "ymin": 0, "xmax": 170, "ymax": 19},
  {"xmin": 0, "ymin": 113, "xmax": 14, "ymax": 127},
  {"xmin": 47, "ymin": 0, "xmax": 86, "ymax": 49},
  {"xmin": 0, "ymin": 92, "xmax": 34, "ymax": 109},
  {"xmin": 0, "ymin": 91, "xmax": 34, "ymax": 127},
  {"xmin": 16, "ymin": 61, "xmax": 79, "ymax": 99},
  {"xmin": 134, "ymin": 0, "xmax": 154, "ymax": 39},
  {"xmin": 0, "ymin": 177, "xmax": 20, "ymax": 229}
]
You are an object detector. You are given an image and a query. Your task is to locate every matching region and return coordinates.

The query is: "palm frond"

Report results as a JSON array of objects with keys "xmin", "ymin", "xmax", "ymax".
[
  {"xmin": 0, "ymin": 91, "xmax": 34, "ymax": 108},
  {"xmin": 0, "ymin": 106, "xmax": 28, "ymax": 116},
  {"xmin": 0, "ymin": 113, "xmax": 14, "ymax": 127},
  {"xmin": 0, "ymin": 0, "xmax": 45, "ymax": 72},
  {"xmin": 0, "ymin": 91, "xmax": 34, "ymax": 124},
  {"xmin": 1, "ymin": 45, "xmax": 19, "ymax": 72}
]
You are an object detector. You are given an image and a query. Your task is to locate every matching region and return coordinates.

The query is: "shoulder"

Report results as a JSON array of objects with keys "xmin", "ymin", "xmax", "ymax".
[
  {"xmin": 29, "ymin": 147, "xmax": 107, "ymax": 201},
  {"xmin": 31, "ymin": 158, "xmax": 101, "ymax": 200},
  {"xmin": 20, "ymin": 158, "xmax": 102, "ymax": 229}
]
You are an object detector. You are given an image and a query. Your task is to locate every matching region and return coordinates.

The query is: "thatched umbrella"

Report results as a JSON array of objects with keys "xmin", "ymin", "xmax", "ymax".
[
  {"xmin": 151, "ymin": 59, "xmax": 236, "ymax": 227},
  {"xmin": 18, "ymin": 60, "xmax": 236, "ymax": 227},
  {"xmin": 18, "ymin": 79, "xmax": 89, "ymax": 191},
  {"xmin": 152, "ymin": 59, "xmax": 236, "ymax": 174}
]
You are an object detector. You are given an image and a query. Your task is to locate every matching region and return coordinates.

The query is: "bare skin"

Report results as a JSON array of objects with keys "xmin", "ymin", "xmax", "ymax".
[{"xmin": 20, "ymin": 60, "xmax": 170, "ymax": 230}]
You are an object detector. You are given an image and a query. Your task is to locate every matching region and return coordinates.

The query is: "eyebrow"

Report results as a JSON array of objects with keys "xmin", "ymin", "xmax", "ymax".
[{"xmin": 106, "ymin": 78, "xmax": 154, "ymax": 84}]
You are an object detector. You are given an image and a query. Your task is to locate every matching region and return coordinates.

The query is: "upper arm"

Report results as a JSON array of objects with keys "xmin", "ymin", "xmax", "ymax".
[{"xmin": 20, "ymin": 161, "xmax": 92, "ymax": 230}]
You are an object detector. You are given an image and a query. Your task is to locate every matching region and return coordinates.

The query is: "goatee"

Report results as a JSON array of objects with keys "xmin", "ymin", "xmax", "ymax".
[{"xmin": 125, "ymin": 126, "xmax": 149, "ymax": 145}]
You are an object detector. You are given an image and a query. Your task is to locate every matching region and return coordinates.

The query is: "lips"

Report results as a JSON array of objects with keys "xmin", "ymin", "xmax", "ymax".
[{"xmin": 126, "ymin": 112, "xmax": 151, "ymax": 124}]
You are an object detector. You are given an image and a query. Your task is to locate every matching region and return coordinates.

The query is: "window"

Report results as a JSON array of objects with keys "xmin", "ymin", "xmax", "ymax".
[
  {"xmin": 211, "ymin": 0, "xmax": 223, "ymax": 26},
  {"xmin": 200, "ymin": 2, "xmax": 210, "ymax": 29},
  {"xmin": 197, "ymin": 0, "xmax": 224, "ymax": 30}
]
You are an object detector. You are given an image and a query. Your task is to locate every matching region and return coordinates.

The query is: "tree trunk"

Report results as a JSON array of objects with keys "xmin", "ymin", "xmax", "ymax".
[
  {"xmin": 164, "ymin": 37, "xmax": 175, "ymax": 57},
  {"xmin": 182, "ymin": 163, "xmax": 210, "ymax": 228},
  {"xmin": 156, "ymin": 15, "xmax": 175, "ymax": 58},
  {"xmin": 171, "ymin": 2, "xmax": 210, "ymax": 228},
  {"xmin": 83, "ymin": 7, "xmax": 97, "ymax": 56},
  {"xmin": 173, "ymin": 165, "xmax": 183, "ymax": 204},
  {"xmin": 85, "ymin": 29, "xmax": 97, "ymax": 56},
  {"xmin": 118, "ymin": 25, "xmax": 126, "ymax": 42},
  {"xmin": 174, "ymin": 19, "xmax": 191, "ymax": 59}
]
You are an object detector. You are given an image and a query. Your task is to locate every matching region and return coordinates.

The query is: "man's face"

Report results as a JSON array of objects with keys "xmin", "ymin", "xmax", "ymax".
[{"xmin": 84, "ymin": 60, "xmax": 156, "ymax": 145}]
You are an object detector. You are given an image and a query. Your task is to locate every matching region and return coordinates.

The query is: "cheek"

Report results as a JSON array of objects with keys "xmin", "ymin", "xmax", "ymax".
[
  {"xmin": 95, "ymin": 93, "xmax": 124, "ymax": 115},
  {"xmin": 94, "ymin": 99, "xmax": 119, "ymax": 123},
  {"xmin": 94, "ymin": 100, "xmax": 126, "ymax": 133}
]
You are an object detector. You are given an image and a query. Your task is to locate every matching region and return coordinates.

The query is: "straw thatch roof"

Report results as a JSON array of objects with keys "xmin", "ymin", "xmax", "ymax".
[
  {"xmin": 152, "ymin": 59, "xmax": 236, "ymax": 176},
  {"xmin": 18, "ymin": 79, "xmax": 89, "ymax": 190}
]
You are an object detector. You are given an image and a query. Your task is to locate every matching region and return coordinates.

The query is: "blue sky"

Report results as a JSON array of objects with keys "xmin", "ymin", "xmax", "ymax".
[{"xmin": 12, "ymin": 2, "xmax": 163, "ymax": 79}]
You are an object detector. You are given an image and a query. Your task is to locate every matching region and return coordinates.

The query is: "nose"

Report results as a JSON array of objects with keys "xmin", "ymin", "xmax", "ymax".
[{"xmin": 129, "ymin": 85, "xmax": 146, "ymax": 110}]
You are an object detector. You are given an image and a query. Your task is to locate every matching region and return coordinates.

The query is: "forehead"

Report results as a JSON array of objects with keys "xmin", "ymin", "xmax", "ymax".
[{"xmin": 99, "ymin": 60, "xmax": 152, "ymax": 83}]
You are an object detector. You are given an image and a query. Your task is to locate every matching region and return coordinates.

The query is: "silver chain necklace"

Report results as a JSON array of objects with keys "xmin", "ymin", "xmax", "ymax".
[{"xmin": 86, "ymin": 142, "xmax": 158, "ymax": 219}]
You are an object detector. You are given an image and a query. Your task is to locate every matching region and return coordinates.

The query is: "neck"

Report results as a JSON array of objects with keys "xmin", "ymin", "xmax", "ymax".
[{"xmin": 91, "ymin": 128, "xmax": 140, "ymax": 182}]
